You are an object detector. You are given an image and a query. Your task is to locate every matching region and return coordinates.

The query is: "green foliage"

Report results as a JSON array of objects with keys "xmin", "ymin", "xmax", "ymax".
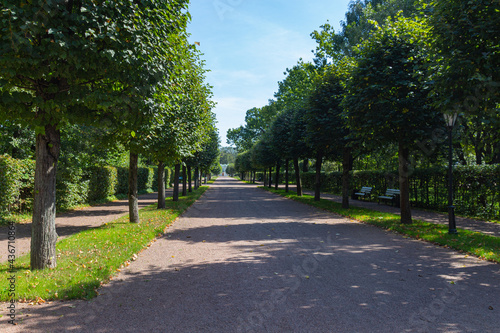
[
  {"xmin": 344, "ymin": 16, "xmax": 441, "ymax": 149},
  {"xmin": 426, "ymin": 0, "xmax": 500, "ymax": 113},
  {"xmin": 138, "ymin": 167, "xmax": 154, "ymax": 193},
  {"xmin": 88, "ymin": 166, "xmax": 118, "ymax": 202},
  {"xmin": 116, "ymin": 167, "xmax": 129, "ymax": 195},
  {"xmin": 56, "ymin": 166, "xmax": 89, "ymax": 211}
]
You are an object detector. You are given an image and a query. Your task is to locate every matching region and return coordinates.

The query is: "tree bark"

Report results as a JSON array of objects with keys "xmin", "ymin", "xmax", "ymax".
[
  {"xmin": 182, "ymin": 164, "xmax": 187, "ymax": 196},
  {"xmin": 157, "ymin": 161, "xmax": 166, "ymax": 209},
  {"xmin": 31, "ymin": 124, "xmax": 60, "ymax": 270},
  {"xmin": 285, "ymin": 159, "xmax": 289, "ymax": 192},
  {"xmin": 399, "ymin": 142, "xmax": 412, "ymax": 224},
  {"xmin": 173, "ymin": 163, "xmax": 180, "ymax": 202},
  {"xmin": 275, "ymin": 161, "xmax": 281, "ymax": 190},
  {"xmin": 128, "ymin": 151, "xmax": 140, "ymax": 223},
  {"xmin": 188, "ymin": 165, "xmax": 192, "ymax": 192},
  {"xmin": 294, "ymin": 158, "xmax": 302, "ymax": 196},
  {"xmin": 303, "ymin": 158, "xmax": 309, "ymax": 172},
  {"xmin": 314, "ymin": 152, "xmax": 323, "ymax": 201},
  {"xmin": 194, "ymin": 167, "xmax": 199, "ymax": 190},
  {"xmin": 263, "ymin": 169, "xmax": 267, "ymax": 187},
  {"xmin": 268, "ymin": 167, "xmax": 272, "ymax": 187},
  {"xmin": 341, "ymin": 147, "xmax": 351, "ymax": 209}
]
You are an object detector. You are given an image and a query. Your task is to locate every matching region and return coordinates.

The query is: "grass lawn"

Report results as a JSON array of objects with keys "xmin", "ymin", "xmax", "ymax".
[
  {"xmin": 0, "ymin": 186, "xmax": 208, "ymax": 302},
  {"xmin": 262, "ymin": 187, "xmax": 500, "ymax": 264}
]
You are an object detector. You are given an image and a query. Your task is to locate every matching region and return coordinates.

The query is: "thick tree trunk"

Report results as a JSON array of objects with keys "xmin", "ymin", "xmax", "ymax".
[
  {"xmin": 31, "ymin": 124, "xmax": 60, "ymax": 270},
  {"xmin": 285, "ymin": 159, "xmax": 289, "ymax": 192},
  {"xmin": 157, "ymin": 161, "xmax": 166, "ymax": 209},
  {"xmin": 341, "ymin": 147, "xmax": 351, "ymax": 209},
  {"xmin": 182, "ymin": 165, "xmax": 187, "ymax": 196},
  {"xmin": 294, "ymin": 158, "xmax": 302, "ymax": 196},
  {"xmin": 303, "ymin": 158, "xmax": 309, "ymax": 172},
  {"xmin": 173, "ymin": 163, "xmax": 180, "ymax": 202},
  {"xmin": 314, "ymin": 152, "xmax": 323, "ymax": 201},
  {"xmin": 275, "ymin": 161, "xmax": 281, "ymax": 190},
  {"xmin": 399, "ymin": 142, "xmax": 412, "ymax": 224},
  {"xmin": 128, "ymin": 151, "xmax": 140, "ymax": 223},
  {"xmin": 188, "ymin": 165, "xmax": 192, "ymax": 192}
]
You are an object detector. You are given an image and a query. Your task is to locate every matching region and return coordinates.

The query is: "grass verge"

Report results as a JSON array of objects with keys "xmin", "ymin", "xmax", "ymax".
[
  {"xmin": 0, "ymin": 186, "xmax": 208, "ymax": 302},
  {"xmin": 262, "ymin": 187, "xmax": 500, "ymax": 264}
]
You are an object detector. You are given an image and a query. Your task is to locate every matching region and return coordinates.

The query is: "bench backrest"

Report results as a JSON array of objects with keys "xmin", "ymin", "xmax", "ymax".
[
  {"xmin": 384, "ymin": 189, "xmax": 400, "ymax": 196},
  {"xmin": 360, "ymin": 187, "xmax": 372, "ymax": 193}
]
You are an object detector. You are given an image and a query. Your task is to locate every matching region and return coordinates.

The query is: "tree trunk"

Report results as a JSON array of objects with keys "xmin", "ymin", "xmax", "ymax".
[
  {"xmin": 253, "ymin": 170, "xmax": 256, "ymax": 183},
  {"xmin": 194, "ymin": 167, "xmax": 199, "ymax": 190},
  {"xmin": 128, "ymin": 151, "xmax": 140, "ymax": 223},
  {"xmin": 268, "ymin": 167, "xmax": 272, "ymax": 187},
  {"xmin": 188, "ymin": 165, "xmax": 192, "ymax": 192},
  {"xmin": 182, "ymin": 164, "xmax": 187, "ymax": 196},
  {"xmin": 303, "ymin": 158, "xmax": 309, "ymax": 172},
  {"xmin": 314, "ymin": 152, "xmax": 323, "ymax": 201},
  {"xmin": 275, "ymin": 161, "xmax": 281, "ymax": 190},
  {"xmin": 285, "ymin": 159, "xmax": 289, "ymax": 192},
  {"xmin": 31, "ymin": 124, "xmax": 60, "ymax": 270},
  {"xmin": 204, "ymin": 173, "xmax": 208, "ymax": 184},
  {"xmin": 294, "ymin": 158, "xmax": 302, "ymax": 196},
  {"xmin": 157, "ymin": 161, "xmax": 166, "ymax": 209},
  {"xmin": 399, "ymin": 142, "xmax": 412, "ymax": 224},
  {"xmin": 342, "ymin": 147, "xmax": 351, "ymax": 209},
  {"xmin": 263, "ymin": 169, "xmax": 267, "ymax": 187},
  {"xmin": 173, "ymin": 163, "xmax": 180, "ymax": 202}
]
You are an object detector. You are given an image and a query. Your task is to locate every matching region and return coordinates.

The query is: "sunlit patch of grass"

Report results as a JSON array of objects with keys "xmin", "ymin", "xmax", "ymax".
[
  {"xmin": 0, "ymin": 186, "xmax": 208, "ymax": 302},
  {"xmin": 263, "ymin": 187, "xmax": 500, "ymax": 264}
]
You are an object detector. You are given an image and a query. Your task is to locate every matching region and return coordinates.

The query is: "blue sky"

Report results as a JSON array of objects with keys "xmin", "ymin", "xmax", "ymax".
[{"xmin": 187, "ymin": 0, "xmax": 352, "ymax": 146}]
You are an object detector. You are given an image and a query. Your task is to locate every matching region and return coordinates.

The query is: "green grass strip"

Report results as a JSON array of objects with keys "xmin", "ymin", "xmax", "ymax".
[
  {"xmin": 262, "ymin": 187, "xmax": 500, "ymax": 264},
  {"xmin": 0, "ymin": 186, "xmax": 208, "ymax": 302}
]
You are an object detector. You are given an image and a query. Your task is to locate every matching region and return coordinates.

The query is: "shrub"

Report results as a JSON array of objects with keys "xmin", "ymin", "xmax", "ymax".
[
  {"xmin": 138, "ymin": 167, "xmax": 154, "ymax": 192},
  {"xmin": 116, "ymin": 167, "xmax": 129, "ymax": 195},
  {"xmin": 88, "ymin": 166, "xmax": 118, "ymax": 202},
  {"xmin": 56, "ymin": 166, "xmax": 89, "ymax": 210}
]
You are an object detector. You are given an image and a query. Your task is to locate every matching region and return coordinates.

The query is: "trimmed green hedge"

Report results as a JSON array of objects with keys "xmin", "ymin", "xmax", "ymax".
[
  {"xmin": 1, "ymin": 155, "xmax": 166, "ymax": 214},
  {"xmin": 0, "ymin": 155, "xmax": 35, "ymax": 212},
  {"xmin": 301, "ymin": 165, "xmax": 500, "ymax": 218},
  {"xmin": 88, "ymin": 166, "xmax": 118, "ymax": 202}
]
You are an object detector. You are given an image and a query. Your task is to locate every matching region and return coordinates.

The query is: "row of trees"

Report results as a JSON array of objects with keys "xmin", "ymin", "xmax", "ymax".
[
  {"xmin": 0, "ymin": 1, "xmax": 219, "ymax": 270},
  {"xmin": 229, "ymin": 0, "xmax": 499, "ymax": 224}
]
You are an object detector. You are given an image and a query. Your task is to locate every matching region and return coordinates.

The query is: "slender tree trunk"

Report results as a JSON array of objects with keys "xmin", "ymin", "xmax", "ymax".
[
  {"xmin": 173, "ymin": 163, "xmax": 180, "ymax": 202},
  {"xmin": 253, "ymin": 170, "xmax": 256, "ymax": 183},
  {"xmin": 194, "ymin": 167, "xmax": 199, "ymax": 190},
  {"xmin": 31, "ymin": 124, "xmax": 60, "ymax": 270},
  {"xmin": 285, "ymin": 159, "xmax": 289, "ymax": 192},
  {"xmin": 399, "ymin": 142, "xmax": 412, "ymax": 224},
  {"xmin": 204, "ymin": 173, "xmax": 208, "ymax": 184},
  {"xmin": 341, "ymin": 147, "xmax": 351, "ymax": 209},
  {"xmin": 263, "ymin": 169, "xmax": 267, "ymax": 187},
  {"xmin": 294, "ymin": 158, "xmax": 302, "ymax": 196},
  {"xmin": 188, "ymin": 165, "xmax": 192, "ymax": 192},
  {"xmin": 314, "ymin": 152, "xmax": 323, "ymax": 201},
  {"xmin": 128, "ymin": 151, "xmax": 140, "ymax": 223},
  {"xmin": 268, "ymin": 167, "xmax": 272, "ymax": 187},
  {"xmin": 303, "ymin": 158, "xmax": 309, "ymax": 172},
  {"xmin": 275, "ymin": 161, "xmax": 281, "ymax": 190},
  {"xmin": 182, "ymin": 164, "xmax": 187, "ymax": 196},
  {"xmin": 157, "ymin": 161, "xmax": 166, "ymax": 209}
]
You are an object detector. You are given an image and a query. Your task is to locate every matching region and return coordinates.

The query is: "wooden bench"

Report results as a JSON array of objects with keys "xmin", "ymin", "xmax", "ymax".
[
  {"xmin": 354, "ymin": 187, "xmax": 372, "ymax": 200},
  {"xmin": 378, "ymin": 189, "xmax": 400, "ymax": 206}
]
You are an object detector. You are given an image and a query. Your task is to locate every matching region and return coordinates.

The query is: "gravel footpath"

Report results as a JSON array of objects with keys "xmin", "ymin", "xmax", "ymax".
[
  {"xmin": 1, "ymin": 177, "xmax": 499, "ymax": 332},
  {"xmin": 0, "ymin": 191, "xmax": 166, "ymax": 263}
]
